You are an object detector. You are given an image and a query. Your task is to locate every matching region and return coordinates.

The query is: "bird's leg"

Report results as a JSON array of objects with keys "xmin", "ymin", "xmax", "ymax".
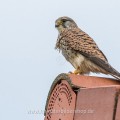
[
  {"xmin": 68, "ymin": 70, "xmax": 79, "ymax": 74},
  {"xmin": 73, "ymin": 69, "xmax": 80, "ymax": 75},
  {"xmin": 68, "ymin": 67, "xmax": 84, "ymax": 75},
  {"xmin": 68, "ymin": 69, "xmax": 79, "ymax": 74},
  {"xmin": 68, "ymin": 67, "xmax": 81, "ymax": 75}
]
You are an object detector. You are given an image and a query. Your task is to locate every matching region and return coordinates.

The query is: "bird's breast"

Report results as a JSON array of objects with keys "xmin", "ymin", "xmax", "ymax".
[
  {"xmin": 61, "ymin": 47, "xmax": 85, "ymax": 69},
  {"xmin": 56, "ymin": 37, "xmax": 85, "ymax": 69}
]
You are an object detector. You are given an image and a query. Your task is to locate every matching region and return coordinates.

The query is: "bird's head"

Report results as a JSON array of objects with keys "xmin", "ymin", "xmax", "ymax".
[{"xmin": 55, "ymin": 16, "xmax": 78, "ymax": 33}]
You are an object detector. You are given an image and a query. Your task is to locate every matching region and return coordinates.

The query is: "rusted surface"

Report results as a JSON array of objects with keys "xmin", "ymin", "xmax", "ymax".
[
  {"xmin": 68, "ymin": 74, "xmax": 120, "ymax": 88},
  {"xmin": 45, "ymin": 73, "xmax": 120, "ymax": 111},
  {"xmin": 115, "ymin": 95, "xmax": 120, "ymax": 120},
  {"xmin": 44, "ymin": 80, "xmax": 76, "ymax": 120},
  {"xmin": 74, "ymin": 86, "xmax": 120, "ymax": 120},
  {"xmin": 45, "ymin": 73, "xmax": 80, "ymax": 114},
  {"xmin": 44, "ymin": 73, "xmax": 120, "ymax": 120}
]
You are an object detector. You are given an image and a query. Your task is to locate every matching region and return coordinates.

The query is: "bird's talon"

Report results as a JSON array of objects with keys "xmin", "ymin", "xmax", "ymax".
[
  {"xmin": 73, "ymin": 69, "xmax": 80, "ymax": 75},
  {"xmin": 68, "ymin": 71, "xmax": 73, "ymax": 74}
]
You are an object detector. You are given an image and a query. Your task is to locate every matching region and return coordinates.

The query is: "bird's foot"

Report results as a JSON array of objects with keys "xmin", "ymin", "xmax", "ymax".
[
  {"xmin": 67, "ymin": 69, "xmax": 80, "ymax": 75},
  {"xmin": 73, "ymin": 69, "xmax": 80, "ymax": 75}
]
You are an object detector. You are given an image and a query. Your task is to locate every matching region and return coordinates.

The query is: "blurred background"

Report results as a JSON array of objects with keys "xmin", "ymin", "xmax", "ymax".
[{"xmin": 0, "ymin": 0, "xmax": 120, "ymax": 119}]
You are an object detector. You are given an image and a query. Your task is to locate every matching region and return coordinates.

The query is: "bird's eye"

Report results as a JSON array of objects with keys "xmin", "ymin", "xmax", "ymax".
[{"xmin": 62, "ymin": 19, "xmax": 66, "ymax": 22}]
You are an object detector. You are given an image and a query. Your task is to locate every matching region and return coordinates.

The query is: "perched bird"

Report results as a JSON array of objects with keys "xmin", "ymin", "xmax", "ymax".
[{"xmin": 55, "ymin": 16, "xmax": 120, "ymax": 80}]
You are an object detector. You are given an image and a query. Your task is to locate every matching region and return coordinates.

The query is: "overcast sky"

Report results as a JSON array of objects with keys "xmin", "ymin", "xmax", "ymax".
[{"xmin": 0, "ymin": 0, "xmax": 120, "ymax": 120}]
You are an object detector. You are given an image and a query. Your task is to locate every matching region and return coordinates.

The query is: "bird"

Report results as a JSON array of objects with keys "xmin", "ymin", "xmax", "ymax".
[{"xmin": 55, "ymin": 16, "xmax": 120, "ymax": 80}]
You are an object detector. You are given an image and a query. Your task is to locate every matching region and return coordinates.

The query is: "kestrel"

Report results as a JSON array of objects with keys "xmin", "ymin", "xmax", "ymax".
[{"xmin": 55, "ymin": 16, "xmax": 120, "ymax": 80}]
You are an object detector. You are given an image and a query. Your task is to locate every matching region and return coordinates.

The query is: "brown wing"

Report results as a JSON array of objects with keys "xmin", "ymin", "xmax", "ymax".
[
  {"xmin": 59, "ymin": 28, "xmax": 120, "ymax": 79},
  {"xmin": 60, "ymin": 28, "xmax": 108, "ymax": 61}
]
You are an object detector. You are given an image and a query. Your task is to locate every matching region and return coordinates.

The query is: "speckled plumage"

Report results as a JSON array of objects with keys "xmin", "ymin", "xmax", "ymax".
[{"xmin": 55, "ymin": 16, "xmax": 120, "ymax": 80}]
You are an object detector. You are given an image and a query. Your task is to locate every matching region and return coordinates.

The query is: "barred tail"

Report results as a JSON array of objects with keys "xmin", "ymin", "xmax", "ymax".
[{"xmin": 110, "ymin": 72, "xmax": 120, "ymax": 80}]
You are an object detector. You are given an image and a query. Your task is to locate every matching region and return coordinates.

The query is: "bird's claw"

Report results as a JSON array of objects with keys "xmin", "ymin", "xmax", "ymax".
[{"xmin": 67, "ymin": 70, "xmax": 80, "ymax": 75}]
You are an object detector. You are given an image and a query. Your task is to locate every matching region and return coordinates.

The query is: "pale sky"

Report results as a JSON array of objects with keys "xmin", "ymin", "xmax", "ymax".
[{"xmin": 0, "ymin": 0, "xmax": 120, "ymax": 120}]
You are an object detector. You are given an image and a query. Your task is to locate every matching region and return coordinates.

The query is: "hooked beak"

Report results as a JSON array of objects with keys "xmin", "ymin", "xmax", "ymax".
[
  {"xmin": 55, "ymin": 20, "xmax": 62, "ymax": 28},
  {"xmin": 55, "ymin": 24, "xmax": 59, "ymax": 28}
]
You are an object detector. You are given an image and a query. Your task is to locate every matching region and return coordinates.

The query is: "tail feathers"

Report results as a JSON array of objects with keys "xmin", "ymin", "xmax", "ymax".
[
  {"xmin": 97, "ymin": 61, "xmax": 120, "ymax": 80},
  {"xmin": 79, "ymin": 50, "xmax": 120, "ymax": 80},
  {"xmin": 108, "ymin": 66, "xmax": 120, "ymax": 80},
  {"xmin": 110, "ymin": 72, "xmax": 120, "ymax": 80},
  {"xmin": 96, "ymin": 60, "xmax": 120, "ymax": 80}
]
